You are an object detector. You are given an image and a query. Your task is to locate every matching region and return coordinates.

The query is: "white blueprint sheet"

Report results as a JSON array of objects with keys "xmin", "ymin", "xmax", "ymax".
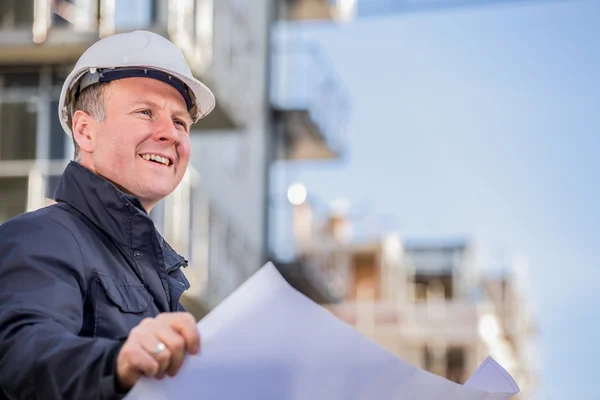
[{"xmin": 125, "ymin": 263, "xmax": 520, "ymax": 400}]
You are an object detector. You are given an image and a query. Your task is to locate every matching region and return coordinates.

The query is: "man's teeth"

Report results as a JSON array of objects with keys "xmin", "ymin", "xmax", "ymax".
[{"xmin": 142, "ymin": 154, "xmax": 170, "ymax": 166}]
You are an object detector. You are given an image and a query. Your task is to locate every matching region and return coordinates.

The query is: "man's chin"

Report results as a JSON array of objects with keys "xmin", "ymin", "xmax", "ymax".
[{"xmin": 137, "ymin": 186, "xmax": 176, "ymax": 205}]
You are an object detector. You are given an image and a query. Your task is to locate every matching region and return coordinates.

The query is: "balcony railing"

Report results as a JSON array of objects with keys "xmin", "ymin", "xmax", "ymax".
[
  {"xmin": 0, "ymin": 0, "xmax": 250, "ymax": 131},
  {"xmin": 0, "ymin": 0, "xmax": 102, "ymax": 45},
  {"xmin": 327, "ymin": 301, "xmax": 404, "ymax": 328},
  {"xmin": 0, "ymin": 159, "xmax": 69, "ymax": 221},
  {"xmin": 0, "ymin": 159, "xmax": 210, "ymax": 298},
  {"xmin": 327, "ymin": 299, "xmax": 480, "ymax": 341},
  {"xmin": 0, "ymin": 0, "xmax": 204, "ymax": 65},
  {"xmin": 271, "ymin": 39, "xmax": 351, "ymax": 157}
]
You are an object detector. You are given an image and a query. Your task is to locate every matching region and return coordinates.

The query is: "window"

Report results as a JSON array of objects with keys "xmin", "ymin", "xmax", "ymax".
[
  {"xmin": 52, "ymin": 65, "xmax": 73, "ymax": 87},
  {"xmin": 0, "ymin": 102, "xmax": 37, "ymax": 161},
  {"xmin": 413, "ymin": 273, "xmax": 454, "ymax": 302},
  {"xmin": 350, "ymin": 252, "xmax": 379, "ymax": 301},
  {"xmin": 423, "ymin": 345, "xmax": 446, "ymax": 377},
  {"xmin": 423, "ymin": 346, "xmax": 467, "ymax": 383},
  {"xmin": 446, "ymin": 347, "xmax": 466, "ymax": 383},
  {"xmin": 0, "ymin": 71, "xmax": 40, "ymax": 89},
  {"xmin": 0, "ymin": 0, "xmax": 34, "ymax": 30},
  {"xmin": 0, "ymin": 177, "xmax": 28, "ymax": 224}
]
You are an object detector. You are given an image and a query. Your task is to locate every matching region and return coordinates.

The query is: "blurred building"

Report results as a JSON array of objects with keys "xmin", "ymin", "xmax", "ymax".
[
  {"xmin": 0, "ymin": 0, "xmax": 538, "ymax": 397},
  {"xmin": 0, "ymin": 0, "xmax": 350, "ymax": 315},
  {"xmin": 280, "ymin": 201, "xmax": 537, "ymax": 398}
]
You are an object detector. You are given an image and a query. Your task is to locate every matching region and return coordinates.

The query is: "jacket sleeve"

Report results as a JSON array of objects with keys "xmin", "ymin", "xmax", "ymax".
[{"xmin": 0, "ymin": 216, "xmax": 127, "ymax": 400}]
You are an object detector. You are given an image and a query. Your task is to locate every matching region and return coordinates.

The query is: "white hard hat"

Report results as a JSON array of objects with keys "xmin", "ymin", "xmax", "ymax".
[{"xmin": 58, "ymin": 30, "xmax": 216, "ymax": 137}]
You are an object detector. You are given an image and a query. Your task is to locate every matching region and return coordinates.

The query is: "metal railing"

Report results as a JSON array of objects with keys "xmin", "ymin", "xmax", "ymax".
[
  {"xmin": 271, "ymin": 39, "xmax": 351, "ymax": 156},
  {"xmin": 0, "ymin": 0, "xmax": 208, "ymax": 56},
  {"xmin": 0, "ymin": 159, "xmax": 69, "ymax": 218},
  {"xmin": 327, "ymin": 301, "xmax": 404, "ymax": 328},
  {"xmin": 327, "ymin": 298, "xmax": 481, "ymax": 340},
  {"xmin": 0, "ymin": 0, "xmax": 103, "ymax": 43},
  {"xmin": 0, "ymin": 159, "xmax": 211, "ymax": 293},
  {"xmin": 0, "ymin": 0, "xmax": 252, "ymax": 129}
]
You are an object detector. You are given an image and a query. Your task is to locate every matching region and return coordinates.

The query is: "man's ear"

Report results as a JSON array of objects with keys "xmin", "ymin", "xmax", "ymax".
[{"xmin": 71, "ymin": 110, "xmax": 96, "ymax": 154}]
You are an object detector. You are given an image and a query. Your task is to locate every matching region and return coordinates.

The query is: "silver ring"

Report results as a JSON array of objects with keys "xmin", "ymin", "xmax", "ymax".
[{"xmin": 152, "ymin": 342, "xmax": 166, "ymax": 355}]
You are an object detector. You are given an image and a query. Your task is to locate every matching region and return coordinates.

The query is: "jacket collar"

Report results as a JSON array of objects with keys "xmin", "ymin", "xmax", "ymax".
[{"xmin": 54, "ymin": 161, "xmax": 186, "ymax": 269}]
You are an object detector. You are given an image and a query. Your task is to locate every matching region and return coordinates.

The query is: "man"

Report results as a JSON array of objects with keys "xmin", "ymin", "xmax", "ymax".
[{"xmin": 0, "ymin": 30, "xmax": 216, "ymax": 399}]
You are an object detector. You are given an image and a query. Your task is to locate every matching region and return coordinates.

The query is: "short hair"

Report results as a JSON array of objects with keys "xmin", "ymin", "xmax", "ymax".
[{"xmin": 70, "ymin": 82, "xmax": 110, "ymax": 161}]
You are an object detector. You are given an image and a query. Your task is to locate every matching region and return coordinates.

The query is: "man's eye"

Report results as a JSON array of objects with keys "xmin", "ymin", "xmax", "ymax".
[
  {"xmin": 174, "ymin": 120, "xmax": 188, "ymax": 129},
  {"xmin": 139, "ymin": 110, "xmax": 152, "ymax": 116}
]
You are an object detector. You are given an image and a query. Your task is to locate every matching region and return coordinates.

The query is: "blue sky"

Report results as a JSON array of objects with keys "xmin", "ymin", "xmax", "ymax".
[{"xmin": 277, "ymin": 1, "xmax": 600, "ymax": 398}]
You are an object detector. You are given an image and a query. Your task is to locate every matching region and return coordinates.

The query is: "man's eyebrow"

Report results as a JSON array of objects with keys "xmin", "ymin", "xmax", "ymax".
[
  {"xmin": 130, "ymin": 100, "xmax": 159, "ymax": 109},
  {"xmin": 172, "ymin": 109, "xmax": 192, "ymax": 124},
  {"xmin": 130, "ymin": 100, "xmax": 191, "ymax": 123}
]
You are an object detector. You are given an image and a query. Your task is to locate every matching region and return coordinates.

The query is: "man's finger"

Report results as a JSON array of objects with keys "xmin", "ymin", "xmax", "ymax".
[
  {"xmin": 139, "ymin": 335, "xmax": 173, "ymax": 379},
  {"xmin": 149, "ymin": 324, "xmax": 187, "ymax": 378},
  {"xmin": 117, "ymin": 341, "xmax": 160, "ymax": 388},
  {"xmin": 134, "ymin": 345, "xmax": 162, "ymax": 378},
  {"xmin": 159, "ymin": 313, "xmax": 200, "ymax": 355}
]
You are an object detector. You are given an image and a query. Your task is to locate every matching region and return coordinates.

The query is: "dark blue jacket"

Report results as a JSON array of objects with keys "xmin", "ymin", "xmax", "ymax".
[{"xmin": 0, "ymin": 161, "xmax": 190, "ymax": 399}]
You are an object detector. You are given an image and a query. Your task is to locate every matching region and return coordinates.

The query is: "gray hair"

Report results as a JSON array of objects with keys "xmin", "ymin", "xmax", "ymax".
[{"xmin": 70, "ymin": 82, "xmax": 110, "ymax": 161}]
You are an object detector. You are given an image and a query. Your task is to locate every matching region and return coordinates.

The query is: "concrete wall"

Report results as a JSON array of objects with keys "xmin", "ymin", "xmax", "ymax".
[{"xmin": 189, "ymin": 0, "xmax": 274, "ymax": 305}]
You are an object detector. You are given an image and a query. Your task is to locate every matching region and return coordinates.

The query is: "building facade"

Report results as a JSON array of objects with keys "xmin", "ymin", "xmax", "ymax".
[
  {"xmin": 0, "ymin": 0, "xmax": 351, "ymax": 316},
  {"xmin": 0, "ymin": 0, "xmax": 536, "ymax": 396},
  {"xmin": 284, "ymin": 202, "xmax": 537, "ymax": 398}
]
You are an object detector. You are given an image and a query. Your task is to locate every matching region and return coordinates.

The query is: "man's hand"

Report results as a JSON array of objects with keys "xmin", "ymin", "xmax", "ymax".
[{"xmin": 116, "ymin": 312, "xmax": 200, "ymax": 390}]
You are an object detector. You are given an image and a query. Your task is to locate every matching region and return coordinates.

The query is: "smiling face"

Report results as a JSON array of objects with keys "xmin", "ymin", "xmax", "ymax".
[{"xmin": 71, "ymin": 77, "xmax": 192, "ymax": 212}]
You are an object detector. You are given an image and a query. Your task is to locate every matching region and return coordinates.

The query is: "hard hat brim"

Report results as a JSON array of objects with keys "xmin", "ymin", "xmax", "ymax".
[{"xmin": 59, "ymin": 65, "xmax": 216, "ymax": 137}]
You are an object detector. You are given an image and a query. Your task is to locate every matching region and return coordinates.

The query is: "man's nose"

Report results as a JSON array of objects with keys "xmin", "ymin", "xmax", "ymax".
[{"xmin": 152, "ymin": 116, "xmax": 179, "ymax": 143}]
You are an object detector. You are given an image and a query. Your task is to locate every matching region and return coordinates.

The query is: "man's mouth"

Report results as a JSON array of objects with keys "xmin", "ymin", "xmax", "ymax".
[{"xmin": 139, "ymin": 153, "xmax": 172, "ymax": 167}]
